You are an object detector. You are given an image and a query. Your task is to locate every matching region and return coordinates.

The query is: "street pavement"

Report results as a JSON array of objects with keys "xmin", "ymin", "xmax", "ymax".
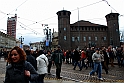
[{"xmin": 0, "ymin": 57, "xmax": 124, "ymax": 83}]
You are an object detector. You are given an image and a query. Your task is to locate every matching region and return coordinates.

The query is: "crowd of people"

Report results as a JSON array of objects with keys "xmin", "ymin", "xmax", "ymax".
[
  {"xmin": 62, "ymin": 46, "xmax": 124, "ymax": 80},
  {"xmin": 1, "ymin": 45, "xmax": 124, "ymax": 82}
]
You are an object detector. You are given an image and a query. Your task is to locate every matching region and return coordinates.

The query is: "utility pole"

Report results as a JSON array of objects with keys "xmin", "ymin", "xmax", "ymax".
[
  {"xmin": 19, "ymin": 36, "xmax": 24, "ymax": 48},
  {"xmin": 49, "ymin": 28, "xmax": 51, "ymax": 50},
  {"xmin": 78, "ymin": 7, "xmax": 80, "ymax": 49}
]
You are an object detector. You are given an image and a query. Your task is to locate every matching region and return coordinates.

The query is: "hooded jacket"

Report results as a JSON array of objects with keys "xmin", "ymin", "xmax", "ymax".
[{"xmin": 36, "ymin": 54, "xmax": 48, "ymax": 74}]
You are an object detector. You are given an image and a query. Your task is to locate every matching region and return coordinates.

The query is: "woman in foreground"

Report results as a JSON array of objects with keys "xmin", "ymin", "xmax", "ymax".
[{"xmin": 4, "ymin": 46, "xmax": 38, "ymax": 83}]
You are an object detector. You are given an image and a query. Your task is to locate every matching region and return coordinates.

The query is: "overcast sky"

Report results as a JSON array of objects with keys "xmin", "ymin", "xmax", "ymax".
[{"xmin": 0, "ymin": 0, "xmax": 124, "ymax": 45}]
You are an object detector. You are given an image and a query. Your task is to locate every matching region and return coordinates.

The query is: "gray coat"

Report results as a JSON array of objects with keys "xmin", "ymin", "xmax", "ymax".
[{"xmin": 92, "ymin": 52, "xmax": 104, "ymax": 63}]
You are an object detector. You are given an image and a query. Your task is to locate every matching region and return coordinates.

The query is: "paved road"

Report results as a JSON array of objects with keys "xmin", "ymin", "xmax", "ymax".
[
  {"xmin": 0, "ymin": 58, "xmax": 124, "ymax": 83},
  {"xmin": 45, "ymin": 61, "xmax": 124, "ymax": 82}
]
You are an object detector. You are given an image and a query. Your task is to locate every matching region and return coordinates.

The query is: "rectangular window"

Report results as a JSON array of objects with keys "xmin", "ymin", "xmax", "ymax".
[
  {"xmin": 104, "ymin": 37, "xmax": 106, "ymax": 40},
  {"xmin": 77, "ymin": 37, "xmax": 80, "ymax": 41},
  {"xmin": 64, "ymin": 36, "xmax": 66, "ymax": 40},
  {"xmin": 95, "ymin": 37, "xmax": 97, "ymax": 41},
  {"xmin": 83, "ymin": 37, "xmax": 86, "ymax": 41},
  {"xmin": 72, "ymin": 37, "xmax": 74, "ymax": 41},
  {"xmin": 89, "ymin": 37, "xmax": 91, "ymax": 40},
  {"xmin": 64, "ymin": 27, "xmax": 66, "ymax": 31}
]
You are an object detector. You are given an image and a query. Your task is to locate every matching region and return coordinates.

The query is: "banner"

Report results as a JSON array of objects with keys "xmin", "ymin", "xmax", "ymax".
[{"xmin": 46, "ymin": 40, "xmax": 49, "ymax": 46}]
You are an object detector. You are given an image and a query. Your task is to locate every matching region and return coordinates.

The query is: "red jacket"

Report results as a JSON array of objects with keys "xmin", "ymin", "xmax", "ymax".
[{"xmin": 81, "ymin": 51, "xmax": 86, "ymax": 59}]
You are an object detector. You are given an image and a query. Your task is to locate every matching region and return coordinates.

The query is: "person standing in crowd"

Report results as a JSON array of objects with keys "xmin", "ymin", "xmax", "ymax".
[
  {"xmin": 65, "ymin": 50, "xmax": 70, "ymax": 64},
  {"xmin": 25, "ymin": 49, "xmax": 37, "ymax": 70},
  {"xmin": 32, "ymin": 49, "xmax": 39, "ymax": 59},
  {"xmin": 122, "ymin": 50, "xmax": 124, "ymax": 67},
  {"xmin": 71, "ymin": 49, "xmax": 75, "ymax": 66},
  {"xmin": 89, "ymin": 48, "xmax": 104, "ymax": 81},
  {"xmin": 81, "ymin": 49, "xmax": 88, "ymax": 69},
  {"xmin": 116, "ymin": 47, "xmax": 123, "ymax": 67},
  {"xmin": 89, "ymin": 47, "xmax": 95, "ymax": 68},
  {"xmin": 3, "ymin": 49, "xmax": 8, "ymax": 61},
  {"xmin": 73, "ymin": 48, "xmax": 82, "ymax": 71},
  {"xmin": 108, "ymin": 46, "xmax": 115, "ymax": 67},
  {"xmin": 0, "ymin": 49, "xmax": 4, "ymax": 58},
  {"xmin": 99, "ymin": 49, "xmax": 108, "ymax": 75},
  {"xmin": 86, "ymin": 48, "xmax": 91, "ymax": 67},
  {"xmin": 25, "ymin": 49, "xmax": 38, "ymax": 83},
  {"xmin": 46, "ymin": 50, "xmax": 52, "ymax": 75},
  {"xmin": 52, "ymin": 45, "xmax": 65, "ymax": 79},
  {"xmin": 36, "ymin": 50, "xmax": 48, "ymax": 83},
  {"xmin": 4, "ymin": 46, "xmax": 38, "ymax": 83},
  {"xmin": 102, "ymin": 47, "xmax": 109, "ymax": 74}
]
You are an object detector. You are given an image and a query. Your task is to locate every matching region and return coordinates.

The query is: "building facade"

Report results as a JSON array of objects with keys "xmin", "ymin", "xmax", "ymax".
[
  {"xmin": 52, "ymin": 31, "xmax": 58, "ymax": 50},
  {"xmin": 56, "ymin": 10, "xmax": 120, "ymax": 50},
  {"xmin": 7, "ymin": 14, "xmax": 17, "ymax": 39},
  {"xmin": 0, "ymin": 31, "xmax": 17, "ymax": 51},
  {"xmin": 29, "ymin": 42, "xmax": 45, "ymax": 51}
]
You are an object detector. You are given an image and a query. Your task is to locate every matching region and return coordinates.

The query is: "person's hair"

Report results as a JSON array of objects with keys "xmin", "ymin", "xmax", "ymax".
[
  {"xmin": 38, "ymin": 50, "xmax": 44, "ymax": 56},
  {"xmin": 7, "ymin": 46, "xmax": 26, "ymax": 63},
  {"xmin": 25, "ymin": 50, "xmax": 31, "ymax": 55}
]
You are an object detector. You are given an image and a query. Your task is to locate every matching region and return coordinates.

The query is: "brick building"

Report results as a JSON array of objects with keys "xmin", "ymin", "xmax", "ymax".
[
  {"xmin": 56, "ymin": 10, "xmax": 120, "ymax": 50},
  {"xmin": 7, "ymin": 14, "xmax": 17, "ymax": 39}
]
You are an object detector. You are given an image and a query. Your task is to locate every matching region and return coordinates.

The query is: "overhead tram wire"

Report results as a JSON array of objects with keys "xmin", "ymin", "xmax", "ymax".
[
  {"xmin": 18, "ymin": 16, "xmax": 56, "ymax": 27},
  {"xmin": 18, "ymin": 21, "xmax": 42, "ymax": 35},
  {"xmin": 15, "ymin": 0, "xmax": 112, "ymax": 32},
  {"xmin": 17, "ymin": 0, "xmax": 105, "ymax": 28},
  {"xmin": 8, "ymin": 0, "xmax": 29, "ymax": 15},
  {"xmin": 18, "ymin": 21, "xmax": 39, "ymax": 35},
  {"xmin": 102, "ymin": 0, "xmax": 118, "ymax": 12},
  {"xmin": 71, "ymin": 0, "xmax": 103, "ymax": 12},
  {"xmin": 69, "ymin": 0, "xmax": 107, "ymax": 24},
  {"xmin": 0, "ymin": 0, "xmax": 28, "ymax": 20}
]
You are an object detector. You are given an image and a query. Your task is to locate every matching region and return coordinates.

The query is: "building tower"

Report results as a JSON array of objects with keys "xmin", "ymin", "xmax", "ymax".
[
  {"xmin": 7, "ymin": 14, "xmax": 17, "ymax": 39},
  {"xmin": 56, "ymin": 10, "xmax": 71, "ymax": 50},
  {"xmin": 105, "ymin": 13, "xmax": 120, "ymax": 47}
]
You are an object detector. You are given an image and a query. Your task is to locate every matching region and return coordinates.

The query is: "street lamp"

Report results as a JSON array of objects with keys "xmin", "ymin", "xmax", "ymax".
[
  {"xmin": 43, "ymin": 27, "xmax": 49, "ymax": 40},
  {"xmin": 19, "ymin": 36, "xmax": 24, "ymax": 48}
]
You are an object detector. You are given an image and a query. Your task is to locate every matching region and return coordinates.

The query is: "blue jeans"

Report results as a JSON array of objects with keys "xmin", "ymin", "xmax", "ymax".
[
  {"xmin": 90, "ymin": 62, "xmax": 102, "ymax": 78},
  {"xmin": 73, "ymin": 60, "xmax": 82, "ymax": 70},
  {"xmin": 117, "ymin": 56, "xmax": 121, "ymax": 67}
]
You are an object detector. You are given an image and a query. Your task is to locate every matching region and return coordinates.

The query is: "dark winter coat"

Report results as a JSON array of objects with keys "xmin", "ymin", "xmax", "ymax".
[
  {"xmin": 73, "ymin": 50, "xmax": 81, "ymax": 61},
  {"xmin": 26, "ymin": 54, "xmax": 37, "ymax": 70},
  {"xmin": 52, "ymin": 49, "xmax": 65, "ymax": 63},
  {"xmin": 4, "ymin": 61, "xmax": 39, "ymax": 83}
]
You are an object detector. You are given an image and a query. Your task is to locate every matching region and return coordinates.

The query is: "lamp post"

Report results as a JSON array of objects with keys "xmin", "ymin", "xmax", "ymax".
[
  {"xmin": 43, "ymin": 25, "xmax": 52, "ymax": 51},
  {"xmin": 19, "ymin": 36, "xmax": 24, "ymax": 48},
  {"xmin": 49, "ymin": 29, "xmax": 51, "ymax": 50},
  {"xmin": 43, "ymin": 27, "xmax": 49, "ymax": 50}
]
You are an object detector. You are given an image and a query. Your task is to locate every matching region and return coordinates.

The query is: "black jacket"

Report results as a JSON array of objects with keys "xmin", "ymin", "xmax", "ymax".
[
  {"xmin": 26, "ymin": 54, "xmax": 37, "ymax": 70},
  {"xmin": 4, "ymin": 61, "xmax": 38, "ymax": 83},
  {"xmin": 73, "ymin": 50, "xmax": 80, "ymax": 61}
]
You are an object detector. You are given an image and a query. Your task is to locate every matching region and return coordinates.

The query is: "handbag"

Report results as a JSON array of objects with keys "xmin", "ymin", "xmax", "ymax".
[{"xmin": 84, "ymin": 58, "xmax": 88, "ymax": 63}]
